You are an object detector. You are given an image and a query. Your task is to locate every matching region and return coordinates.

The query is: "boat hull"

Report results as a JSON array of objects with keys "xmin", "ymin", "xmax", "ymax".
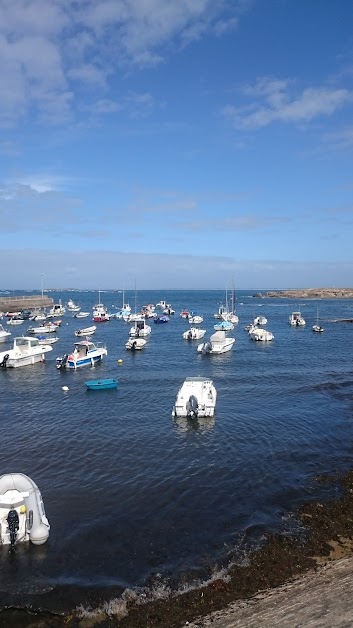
[
  {"xmin": 66, "ymin": 351, "xmax": 106, "ymax": 369},
  {"xmin": 85, "ymin": 379, "xmax": 118, "ymax": 390},
  {"xmin": 172, "ymin": 378, "xmax": 217, "ymax": 418},
  {"xmin": 0, "ymin": 473, "xmax": 50, "ymax": 546}
]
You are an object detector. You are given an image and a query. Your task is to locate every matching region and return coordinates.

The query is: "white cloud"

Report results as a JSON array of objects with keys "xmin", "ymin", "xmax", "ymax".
[
  {"xmin": 0, "ymin": 0, "xmax": 242, "ymax": 127},
  {"xmin": 222, "ymin": 77, "xmax": 353, "ymax": 130},
  {"xmin": 321, "ymin": 126, "xmax": 353, "ymax": 151}
]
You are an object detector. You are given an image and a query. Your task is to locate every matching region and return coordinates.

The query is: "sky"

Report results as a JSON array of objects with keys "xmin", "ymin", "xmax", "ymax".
[{"xmin": 1, "ymin": 0, "xmax": 353, "ymax": 290}]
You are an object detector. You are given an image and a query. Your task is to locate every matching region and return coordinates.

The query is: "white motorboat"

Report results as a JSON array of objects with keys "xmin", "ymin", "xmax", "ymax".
[
  {"xmin": 74, "ymin": 325, "xmax": 96, "ymax": 337},
  {"xmin": 197, "ymin": 330, "xmax": 235, "ymax": 355},
  {"xmin": 48, "ymin": 300, "xmax": 66, "ymax": 316},
  {"xmin": 182, "ymin": 327, "xmax": 206, "ymax": 340},
  {"xmin": 37, "ymin": 335, "xmax": 59, "ymax": 345},
  {"xmin": 289, "ymin": 311, "xmax": 306, "ymax": 326},
  {"xmin": 214, "ymin": 304, "xmax": 227, "ymax": 319},
  {"xmin": 125, "ymin": 337, "xmax": 147, "ymax": 350},
  {"xmin": 172, "ymin": 377, "xmax": 217, "ymax": 418},
  {"xmin": 129, "ymin": 319, "xmax": 151, "ymax": 337},
  {"xmin": 30, "ymin": 311, "xmax": 47, "ymax": 321},
  {"xmin": 214, "ymin": 320, "xmax": 234, "ymax": 331},
  {"xmin": 0, "ymin": 324, "xmax": 11, "ymax": 343},
  {"xmin": 248, "ymin": 326, "xmax": 274, "ymax": 341},
  {"xmin": 0, "ymin": 473, "xmax": 50, "ymax": 548},
  {"xmin": 27, "ymin": 322, "xmax": 58, "ymax": 334},
  {"xmin": 74, "ymin": 311, "xmax": 90, "ymax": 318},
  {"xmin": 188, "ymin": 314, "xmax": 204, "ymax": 324},
  {"xmin": 7, "ymin": 317, "xmax": 24, "ymax": 326},
  {"xmin": 0, "ymin": 336, "xmax": 53, "ymax": 368},
  {"xmin": 66, "ymin": 299, "xmax": 81, "ymax": 312},
  {"xmin": 253, "ymin": 315, "xmax": 267, "ymax": 326},
  {"xmin": 56, "ymin": 339, "xmax": 107, "ymax": 369}
]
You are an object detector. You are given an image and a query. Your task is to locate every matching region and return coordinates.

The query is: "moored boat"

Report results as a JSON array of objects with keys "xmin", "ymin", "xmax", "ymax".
[
  {"xmin": 154, "ymin": 315, "xmax": 169, "ymax": 324},
  {"xmin": 248, "ymin": 326, "xmax": 274, "ymax": 341},
  {"xmin": 27, "ymin": 322, "xmax": 58, "ymax": 334},
  {"xmin": 85, "ymin": 378, "xmax": 118, "ymax": 390},
  {"xmin": 213, "ymin": 320, "xmax": 234, "ymax": 331},
  {"xmin": 74, "ymin": 325, "xmax": 96, "ymax": 337},
  {"xmin": 172, "ymin": 377, "xmax": 217, "ymax": 418},
  {"xmin": 197, "ymin": 330, "xmax": 235, "ymax": 355},
  {"xmin": 125, "ymin": 337, "xmax": 147, "ymax": 350},
  {"xmin": 37, "ymin": 335, "xmax": 59, "ymax": 345},
  {"xmin": 182, "ymin": 327, "xmax": 206, "ymax": 340},
  {"xmin": 289, "ymin": 311, "xmax": 306, "ymax": 326},
  {"xmin": 0, "ymin": 324, "xmax": 11, "ymax": 343},
  {"xmin": 0, "ymin": 336, "xmax": 53, "ymax": 368},
  {"xmin": 0, "ymin": 473, "xmax": 50, "ymax": 549},
  {"xmin": 56, "ymin": 340, "xmax": 107, "ymax": 369}
]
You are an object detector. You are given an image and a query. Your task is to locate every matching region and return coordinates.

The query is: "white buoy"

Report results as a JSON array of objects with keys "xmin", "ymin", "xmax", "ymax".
[{"xmin": 62, "ymin": 386, "xmax": 69, "ymax": 392}]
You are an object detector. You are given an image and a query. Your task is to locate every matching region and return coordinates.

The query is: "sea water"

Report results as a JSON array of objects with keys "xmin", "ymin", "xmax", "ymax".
[{"xmin": 0, "ymin": 289, "xmax": 353, "ymax": 612}]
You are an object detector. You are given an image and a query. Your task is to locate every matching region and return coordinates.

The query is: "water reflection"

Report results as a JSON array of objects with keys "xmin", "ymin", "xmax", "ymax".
[{"xmin": 173, "ymin": 415, "xmax": 215, "ymax": 433}]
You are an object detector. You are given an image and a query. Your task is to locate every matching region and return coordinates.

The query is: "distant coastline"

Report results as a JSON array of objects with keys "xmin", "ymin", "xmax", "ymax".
[{"xmin": 257, "ymin": 288, "xmax": 353, "ymax": 299}]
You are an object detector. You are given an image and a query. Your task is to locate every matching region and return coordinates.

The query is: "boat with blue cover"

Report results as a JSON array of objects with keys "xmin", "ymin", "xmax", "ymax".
[{"xmin": 85, "ymin": 378, "xmax": 118, "ymax": 390}]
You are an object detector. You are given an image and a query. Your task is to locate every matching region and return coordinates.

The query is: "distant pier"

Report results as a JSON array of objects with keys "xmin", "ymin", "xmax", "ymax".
[{"xmin": 0, "ymin": 295, "xmax": 54, "ymax": 312}]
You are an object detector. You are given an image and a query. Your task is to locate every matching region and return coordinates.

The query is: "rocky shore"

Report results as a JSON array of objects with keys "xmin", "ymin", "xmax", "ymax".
[
  {"xmin": 2, "ymin": 470, "xmax": 353, "ymax": 627},
  {"xmin": 259, "ymin": 288, "xmax": 353, "ymax": 299}
]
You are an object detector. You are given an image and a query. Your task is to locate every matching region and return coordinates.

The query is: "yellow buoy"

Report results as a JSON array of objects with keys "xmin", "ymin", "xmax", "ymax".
[{"xmin": 117, "ymin": 359, "xmax": 123, "ymax": 364}]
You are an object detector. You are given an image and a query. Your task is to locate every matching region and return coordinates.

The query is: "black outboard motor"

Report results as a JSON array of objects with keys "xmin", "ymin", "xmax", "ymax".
[
  {"xmin": 56, "ymin": 354, "xmax": 68, "ymax": 370},
  {"xmin": 186, "ymin": 395, "xmax": 199, "ymax": 419},
  {"xmin": 0, "ymin": 353, "xmax": 9, "ymax": 368},
  {"xmin": 7, "ymin": 507, "xmax": 19, "ymax": 552}
]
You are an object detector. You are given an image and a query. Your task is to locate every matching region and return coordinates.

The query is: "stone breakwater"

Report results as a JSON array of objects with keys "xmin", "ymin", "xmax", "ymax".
[{"xmin": 262, "ymin": 288, "xmax": 353, "ymax": 299}]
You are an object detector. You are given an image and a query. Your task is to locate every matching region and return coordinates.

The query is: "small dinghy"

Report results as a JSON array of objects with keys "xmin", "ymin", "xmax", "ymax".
[
  {"xmin": 74, "ymin": 325, "xmax": 96, "ymax": 337},
  {"xmin": 172, "ymin": 377, "xmax": 217, "ymax": 418},
  {"xmin": 85, "ymin": 378, "xmax": 118, "ymax": 390},
  {"xmin": 0, "ymin": 473, "xmax": 50, "ymax": 551}
]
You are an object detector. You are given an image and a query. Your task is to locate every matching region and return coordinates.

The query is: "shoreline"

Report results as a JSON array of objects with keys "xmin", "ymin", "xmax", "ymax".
[
  {"xmin": 2, "ymin": 470, "xmax": 353, "ymax": 626},
  {"xmin": 260, "ymin": 288, "xmax": 353, "ymax": 299}
]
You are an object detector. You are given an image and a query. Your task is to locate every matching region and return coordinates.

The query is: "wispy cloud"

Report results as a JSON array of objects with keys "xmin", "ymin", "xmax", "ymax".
[
  {"xmin": 0, "ymin": 0, "xmax": 243, "ymax": 127},
  {"xmin": 320, "ymin": 125, "xmax": 353, "ymax": 151},
  {"xmin": 176, "ymin": 214, "xmax": 289, "ymax": 232},
  {"xmin": 222, "ymin": 76, "xmax": 353, "ymax": 130}
]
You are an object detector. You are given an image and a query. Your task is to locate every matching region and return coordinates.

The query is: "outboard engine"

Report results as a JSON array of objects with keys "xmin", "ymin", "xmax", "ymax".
[
  {"xmin": 201, "ymin": 342, "xmax": 211, "ymax": 354},
  {"xmin": 56, "ymin": 354, "xmax": 68, "ymax": 370},
  {"xmin": 0, "ymin": 353, "xmax": 9, "ymax": 368},
  {"xmin": 7, "ymin": 508, "xmax": 19, "ymax": 552},
  {"xmin": 186, "ymin": 395, "xmax": 199, "ymax": 419}
]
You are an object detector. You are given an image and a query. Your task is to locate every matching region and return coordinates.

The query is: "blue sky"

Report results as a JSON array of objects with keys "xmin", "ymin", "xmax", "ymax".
[{"xmin": 1, "ymin": 0, "xmax": 353, "ymax": 290}]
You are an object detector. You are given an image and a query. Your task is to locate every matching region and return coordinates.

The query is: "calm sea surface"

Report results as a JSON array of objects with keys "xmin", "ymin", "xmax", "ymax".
[{"xmin": 1, "ymin": 289, "xmax": 353, "ymax": 612}]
